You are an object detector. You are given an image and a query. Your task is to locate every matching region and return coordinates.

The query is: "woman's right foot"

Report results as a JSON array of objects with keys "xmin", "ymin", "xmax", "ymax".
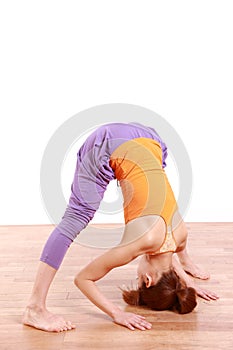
[{"xmin": 22, "ymin": 305, "xmax": 76, "ymax": 332}]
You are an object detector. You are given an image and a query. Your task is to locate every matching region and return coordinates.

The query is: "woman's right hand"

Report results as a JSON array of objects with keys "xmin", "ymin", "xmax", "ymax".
[{"xmin": 113, "ymin": 310, "xmax": 152, "ymax": 331}]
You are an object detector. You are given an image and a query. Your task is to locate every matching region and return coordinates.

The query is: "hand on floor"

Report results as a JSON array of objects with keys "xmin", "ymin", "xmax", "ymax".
[
  {"xmin": 113, "ymin": 310, "xmax": 152, "ymax": 331},
  {"xmin": 194, "ymin": 285, "xmax": 219, "ymax": 301}
]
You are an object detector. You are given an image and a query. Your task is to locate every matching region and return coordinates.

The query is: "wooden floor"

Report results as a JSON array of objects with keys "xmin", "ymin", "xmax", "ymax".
[{"xmin": 0, "ymin": 223, "xmax": 233, "ymax": 350}]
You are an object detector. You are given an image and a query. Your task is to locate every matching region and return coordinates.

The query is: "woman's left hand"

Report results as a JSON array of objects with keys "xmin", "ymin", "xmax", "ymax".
[{"xmin": 194, "ymin": 286, "xmax": 219, "ymax": 301}]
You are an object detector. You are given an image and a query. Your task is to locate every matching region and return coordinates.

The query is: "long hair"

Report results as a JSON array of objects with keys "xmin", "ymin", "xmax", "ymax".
[{"xmin": 121, "ymin": 269, "xmax": 197, "ymax": 314}]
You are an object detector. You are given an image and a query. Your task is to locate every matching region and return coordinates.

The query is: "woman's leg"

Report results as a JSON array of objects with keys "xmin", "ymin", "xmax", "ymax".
[
  {"xmin": 22, "ymin": 261, "xmax": 76, "ymax": 332},
  {"xmin": 172, "ymin": 215, "xmax": 210, "ymax": 280},
  {"xmin": 173, "ymin": 219, "xmax": 210, "ymax": 280},
  {"xmin": 23, "ymin": 229, "xmax": 76, "ymax": 332}
]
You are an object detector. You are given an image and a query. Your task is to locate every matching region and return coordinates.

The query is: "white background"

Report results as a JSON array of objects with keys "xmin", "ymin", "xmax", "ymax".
[{"xmin": 0, "ymin": 0, "xmax": 232, "ymax": 225}]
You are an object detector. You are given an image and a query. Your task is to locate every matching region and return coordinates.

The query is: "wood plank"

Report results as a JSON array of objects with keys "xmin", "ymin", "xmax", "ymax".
[{"xmin": 0, "ymin": 223, "xmax": 233, "ymax": 349}]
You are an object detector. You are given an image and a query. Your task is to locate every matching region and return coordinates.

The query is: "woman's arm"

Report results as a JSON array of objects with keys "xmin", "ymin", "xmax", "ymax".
[{"xmin": 74, "ymin": 245, "xmax": 152, "ymax": 331}]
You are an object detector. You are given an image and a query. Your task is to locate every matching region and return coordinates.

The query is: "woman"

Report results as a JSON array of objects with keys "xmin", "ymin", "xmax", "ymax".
[{"xmin": 23, "ymin": 122, "xmax": 218, "ymax": 332}]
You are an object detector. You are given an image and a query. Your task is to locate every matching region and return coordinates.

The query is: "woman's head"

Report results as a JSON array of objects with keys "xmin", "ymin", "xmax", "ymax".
[{"xmin": 122, "ymin": 269, "xmax": 197, "ymax": 314}]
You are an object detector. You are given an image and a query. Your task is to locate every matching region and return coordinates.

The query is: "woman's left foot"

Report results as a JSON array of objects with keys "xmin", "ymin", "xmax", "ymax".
[
  {"xmin": 179, "ymin": 257, "xmax": 210, "ymax": 280},
  {"xmin": 184, "ymin": 264, "xmax": 210, "ymax": 279}
]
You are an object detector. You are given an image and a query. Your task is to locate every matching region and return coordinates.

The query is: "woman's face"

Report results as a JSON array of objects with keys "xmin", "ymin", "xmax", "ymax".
[
  {"xmin": 137, "ymin": 255, "xmax": 162, "ymax": 288},
  {"xmin": 137, "ymin": 252, "xmax": 173, "ymax": 288}
]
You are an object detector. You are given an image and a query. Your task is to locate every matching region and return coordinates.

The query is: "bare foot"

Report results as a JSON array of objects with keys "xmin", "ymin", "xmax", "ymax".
[
  {"xmin": 22, "ymin": 306, "xmax": 76, "ymax": 332},
  {"xmin": 179, "ymin": 258, "xmax": 210, "ymax": 280}
]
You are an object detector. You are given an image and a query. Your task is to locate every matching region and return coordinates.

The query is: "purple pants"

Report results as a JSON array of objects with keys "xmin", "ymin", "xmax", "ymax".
[{"xmin": 40, "ymin": 122, "xmax": 167, "ymax": 269}]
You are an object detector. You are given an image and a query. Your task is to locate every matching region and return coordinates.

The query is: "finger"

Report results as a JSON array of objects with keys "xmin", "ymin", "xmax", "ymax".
[
  {"xmin": 202, "ymin": 292, "xmax": 212, "ymax": 300},
  {"xmin": 137, "ymin": 322, "xmax": 152, "ymax": 330},
  {"xmin": 132, "ymin": 319, "xmax": 152, "ymax": 330},
  {"xmin": 125, "ymin": 322, "xmax": 135, "ymax": 331},
  {"xmin": 202, "ymin": 292, "xmax": 219, "ymax": 301},
  {"xmin": 143, "ymin": 322, "xmax": 152, "ymax": 329},
  {"xmin": 134, "ymin": 323, "xmax": 146, "ymax": 331},
  {"xmin": 201, "ymin": 289, "xmax": 219, "ymax": 300},
  {"xmin": 134, "ymin": 315, "xmax": 146, "ymax": 320},
  {"xmin": 198, "ymin": 291, "xmax": 211, "ymax": 300},
  {"xmin": 138, "ymin": 319, "xmax": 152, "ymax": 329},
  {"xmin": 210, "ymin": 291, "xmax": 219, "ymax": 299},
  {"xmin": 208, "ymin": 293, "xmax": 219, "ymax": 300},
  {"xmin": 134, "ymin": 316, "xmax": 152, "ymax": 329},
  {"xmin": 203, "ymin": 295, "xmax": 212, "ymax": 301}
]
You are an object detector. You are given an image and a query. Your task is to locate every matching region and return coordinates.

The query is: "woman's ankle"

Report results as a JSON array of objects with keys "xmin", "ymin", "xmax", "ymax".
[{"xmin": 26, "ymin": 302, "xmax": 46, "ymax": 312}]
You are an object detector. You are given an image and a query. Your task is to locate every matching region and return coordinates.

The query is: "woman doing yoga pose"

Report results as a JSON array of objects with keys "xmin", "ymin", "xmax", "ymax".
[{"xmin": 23, "ymin": 122, "xmax": 218, "ymax": 332}]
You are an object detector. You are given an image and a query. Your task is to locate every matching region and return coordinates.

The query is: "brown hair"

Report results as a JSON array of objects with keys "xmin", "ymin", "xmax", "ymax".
[{"xmin": 122, "ymin": 269, "xmax": 197, "ymax": 314}]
